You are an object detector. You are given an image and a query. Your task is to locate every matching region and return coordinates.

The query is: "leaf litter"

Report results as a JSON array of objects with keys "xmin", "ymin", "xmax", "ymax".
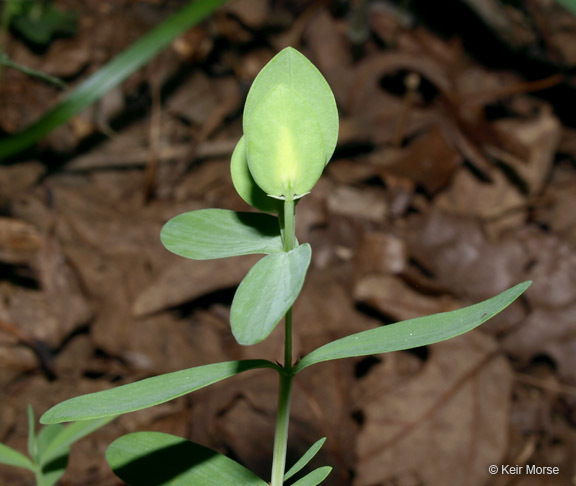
[{"xmin": 1, "ymin": 0, "xmax": 576, "ymax": 484}]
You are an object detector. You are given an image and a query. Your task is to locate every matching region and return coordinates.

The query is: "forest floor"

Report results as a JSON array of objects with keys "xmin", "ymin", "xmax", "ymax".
[{"xmin": 1, "ymin": 1, "xmax": 576, "ymax": 485}]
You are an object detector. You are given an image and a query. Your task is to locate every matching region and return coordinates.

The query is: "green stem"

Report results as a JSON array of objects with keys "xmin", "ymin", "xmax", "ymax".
[
  {"xmin": 282, "ymin": 197, "xmax": 295, "ymax": 252},
  {"xmin": 270, "ymin": 373, "xmax": 293, "ymax": 486},
  {"xmin": 34, "ymin": 465, "xmax": 44, "ymax": 486},
  {"xmin": 270, "ymin": 197, "xmax": 297, "ymax": 486}
]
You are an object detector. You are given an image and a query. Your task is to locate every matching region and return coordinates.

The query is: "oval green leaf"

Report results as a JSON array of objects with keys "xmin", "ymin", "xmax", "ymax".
[
  {"xmin": 160, "ymin": 209, "xmax": 283, "ymax": 260},
  {"xmin": 294, "ymin": 281, "xmax": 532, "ymax": 373},
  {"xmin": 41, "ymin": 360, "xmax": 277, "ymax": 424},
  {"xmin": 231, "ymin": 136, "xmax": 282, "ymax": 213},
  {"xmin": 231, "ymin": 244, "xmax": 312, "ymax": 345},
  {"xmin": 284, "ymin": 437, "xmax": 326, "ymax": 481},
  {"xmin": 290, "ymin": 466, "xmax": 333, "ymax": 486},
  {"xmin": 244, "ymin": 47, "xmax": 338, "ymax": 165},
  {"xmin": 245, "ymin": 84, "xmax": 326, "ymax": 198},
  {"xmin": 107, "ymin": 432, "xmax": 268, "ymax": 486}
]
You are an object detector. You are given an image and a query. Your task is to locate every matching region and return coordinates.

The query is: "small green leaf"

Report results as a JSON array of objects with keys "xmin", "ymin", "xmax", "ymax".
[
  {"xmin": 290, "ymin": 466, "xmax": 332, "ymax": 486},
  {"xmin": 161, "ymin": 209, "xmax": 283, "ymax": 260},
  {"xmin": 106, "ymin": 432, "xmax": 268, "ymax": 485},
  {"xmin": 231, "ymin": 244, "xmax": 312, "ymax": 345},
  {"xmin": 41, "ymin": 360, "xmax": 277, "ymax": 424},
  {"xmin": 37, "ymin": 425, "xmax": 69, "ymax": 486},
  {"xmin": 40, "ymin": 416, "xmax": 114, "ymax": 466},
  {"xmin": 27, "ymin": 405, "xmax": 38, "ymax": 462},
  {"xmin": 37, "ymin": 424, "xmax": 65, "ymax": 463},
  {"xmin": 12, "ymin": 4, "xmax": 76, "ymax": 46},
  {"xmin": 245, "ymin": 83, "xmax": 326, "ymax": 198},
  {"xmin": 231, "ymin": 136, "xmax": 282, "ymax": 213},
  {"xmin": 294, "ymin": 281, "xmax": 531, "ymax": 373},
  {"xmin": 284, "ymin": 437, "xmax": 326, "ymax": 481},
  {"xmin": 244, "ymin": 47, "xmax": 338, "ymax": 165},
  {"xmin": 0, "ymin": 442, "xmax": 35, "ymax": 471}
]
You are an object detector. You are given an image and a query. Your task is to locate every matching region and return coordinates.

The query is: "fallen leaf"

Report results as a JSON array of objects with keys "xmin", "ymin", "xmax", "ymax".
[
  {"xmin": 354, "ymin": 331, "xmax": 512, "ymax": 486},
  {"xmin": 132, "ymin": 255, "xmax": 260, "ymax": 317},
  {"xmin": 354, "ymin": 274, "xmax": 460, "ymax": 322}
]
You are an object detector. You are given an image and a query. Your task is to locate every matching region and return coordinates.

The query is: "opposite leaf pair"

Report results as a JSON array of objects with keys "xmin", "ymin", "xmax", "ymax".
[
  {"xmin": 160, "ymin": 209, "xmax": 310, "ymax": 345},
  {"xmin": 231, "ymin": 47, "xmax": 339, "ymax": 209}
]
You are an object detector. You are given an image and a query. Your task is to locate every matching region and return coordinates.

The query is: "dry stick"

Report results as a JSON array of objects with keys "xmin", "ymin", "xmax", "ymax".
[
  {"xmin": 515, "ymin": 372, "xmax": 576, "ymax": 398},
  {"xmin": 465, "ymin": 73, "xmax": 564, "ymax": 107}
]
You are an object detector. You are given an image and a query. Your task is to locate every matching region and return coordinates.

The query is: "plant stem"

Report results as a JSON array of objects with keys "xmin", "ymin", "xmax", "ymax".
[
  {"xmin": 282, "ymin": 197, "xmax": 295, "ymax": 252},
  {"xmin": 270, "ymin": 197, "xmax": 297, "ymax": 486},
  {"xmin": 270, "ymin": 373, "xmax": 293, "ymax": 486}
]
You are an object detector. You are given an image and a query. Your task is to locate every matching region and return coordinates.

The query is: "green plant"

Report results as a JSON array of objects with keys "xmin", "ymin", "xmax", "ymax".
[
  {"xmin": 0, "ymin": 405, "xmax": 112, "ymax": 486},
  {"xmin": 4, "ymin": 0, "xmax": 77, "ymax": 47},
  {"xmin": 39, "ymin": 48, "xmax": 531, "ymax": 485},
  {"xmin": 0, "ymin": 0, "xmax": 228, "ymax": 160}
]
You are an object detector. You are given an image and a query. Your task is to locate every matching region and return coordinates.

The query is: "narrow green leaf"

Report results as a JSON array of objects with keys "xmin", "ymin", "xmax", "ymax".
[
  {"xmin": 0, "ymin": 442, "xmax": 35, "ymax": 471},
  {"xmin": 27, "ymin": 405, "xmax": 38, "ymax": 462},
  {"xmin": 294, "ymin": 281, "xmax": 532, "ymax": 373},
  {"xmin": 290, "ymin": 466, "xmax": 332, "ymax": 486},
  {"xmin": 107, "ymin": 432, "xmax": 268, "ymax": 485},
  {"xmin": 41, "ymin": 360, "xmax": 277, "ymax": 424},
  {"xmin": 36, "ymin": 425, "xmax": 68, "ymax": 486},
  {"xmin": 161, "ymin": 209, "xmax": 283, "ymax": 260},
  {"xmin": 0, "ymin": 0, "xmax": 228, "ymax": 159},
  {"xmin": 245, "ymin": 83, "xmax": 326, "ymax": 198},
  {"xmin": 231, "ymin": 136, "xmax": 282, "ymax": 213},
  {"xmin": 37, "ymin": 424, "xmax": 65, "ymax": 463},
  {"xmin": 244, "ymin": 47, "xmax": 338, "ymax": 165},
  {"xmin": 284, "ymin": 438, "xmax": 326, "ymax": 481},
  {"xmin": 231, "ymin": 244, "xmax": 312, "ymax": 345},
  {"xmin": 40, "ymin": 416, "xmax": 114, "ymax": 466}
]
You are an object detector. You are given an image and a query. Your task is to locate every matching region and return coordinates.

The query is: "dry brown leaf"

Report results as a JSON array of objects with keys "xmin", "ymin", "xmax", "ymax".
[
  {"xmin": 132, "ymin": 255, "xmax": 259, "ymax": 317},
  {"xmin": 353, "ymin": 331, "xmax": 512, "ymax": 486},
  {"xmin": 355, "ymin": 231, "xmax": 407, "ymax": 278},
  {"xmin": 0, "ymin": 217, "xmax": 43, "ymax": 264},
  {"xmin": 327, "ymin": 186, "xmax": 387, "ymax": 223},
  {"xmin": 0, "ymin": 163, "xmax": 45, "ymax": 206},
  {"xmin": 354, "ymin": 274, "xmax": 460, "ymax": 322},
  {"xmin": 492, "ymin": 111, "xmax": 561, "ymax": 196},
  {"xmin": 502, "ymin": 303, "xmax": 576, "ymax": 383},
  {"xmin": 305, "ymin": 9, "xmax": 353, "ymax": 104},
  {"xmin": 434, "ymin": 166, "xmax": 526, "ymax": 237},
  {"xmin": 406, "ymin": 210, "xmax": 528, "ymax": 300},
  {"xmin": 535, "ymin": 164, "xmax": 576, "ymax": 247},
  {"xmin": 378, "ymin": 127, "xmax": 462, "ymax": 195}
]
